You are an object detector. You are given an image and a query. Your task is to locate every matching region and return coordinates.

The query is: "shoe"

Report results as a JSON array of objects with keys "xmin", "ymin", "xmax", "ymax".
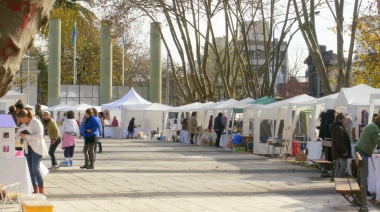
[
  {"xmin": 87, "ymin": 166, "xmax": 94, "ymax": 169},
  {"xmin": 80, "ymin": 165, "xmax": 88, "ymax": 169},
  {"xmin": 97, "ymin": 151, "xmax": 102, "ymax": 153},
  {"xmin": 60, "ymin": 160, "xmax": 70, "ymax": 167},
  {"xmin": 48, "ymin": 165, "xmax": 59, "ymax": 170},
  {"xmin": 69, "ymin": 160, "xmax": 73, "ymax": 167}
]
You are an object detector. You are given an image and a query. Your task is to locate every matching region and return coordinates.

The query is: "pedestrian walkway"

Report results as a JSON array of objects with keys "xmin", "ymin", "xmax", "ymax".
[{"xmin": 3, "ymin": 138, "xmax": 380, "ymax": 211}]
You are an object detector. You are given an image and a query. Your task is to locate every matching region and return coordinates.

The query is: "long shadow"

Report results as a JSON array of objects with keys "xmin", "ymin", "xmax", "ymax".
[
  {"xmin": 47, "ymin": 188, "xmax": 332, "ymax": 199},
  {"xmin": 50, "ymin": 168, "xmax": 317, "ymax": 174}
]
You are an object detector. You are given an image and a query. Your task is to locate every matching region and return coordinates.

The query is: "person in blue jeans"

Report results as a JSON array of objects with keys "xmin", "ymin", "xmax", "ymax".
[
  {"xmin": 80, "ymin": 108, "xmax": 100, "ymax": 169},
  {"xmin": 17, "ymin": 109, "xmax": 49, "ymax": 194}
]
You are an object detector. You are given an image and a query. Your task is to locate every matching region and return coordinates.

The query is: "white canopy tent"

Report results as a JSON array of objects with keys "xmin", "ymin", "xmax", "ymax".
[
  {"xmin": 44, "ymin": 103, "xmax": 71, "ymax": 120},
  {"xmin": 368, "ymin": 91, "xmax": 380, "ymax": 123},
  {"xmin": 122, "ymin": 103, "xmax": 174, "ymax": 137},
  {"xmin": 101, "ymin": 87, "xmax": 151, "ymax": 110},
  {"xmin": 334, "ymin": 84, "xmax": 379, "ymax": 136},
  {"xmin": 289, "ymin": 93, "xmax": 339, "ymax": 142},
  {"xmin": 101, "ymin": 88, "xmax": 151, "ymax": 138},
  {"xmin": 244, "ymin": 94, "xmax": 316, "ymax": 155},
  {"xmin": 64, "ymin": 103, "xmax": 101, "ymax": 113}
]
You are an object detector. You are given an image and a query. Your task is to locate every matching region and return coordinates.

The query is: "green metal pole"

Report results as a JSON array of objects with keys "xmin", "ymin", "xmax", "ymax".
[
  {"xmin": 100, "ymin": 20, "xmax": 112, "ymax": 105},
  {"xmin": 48, "ymin": 18, "xmax": 61, "ymax": 106},
  {"xmin": 149, "ymin": 22, "xmax": 162, "ymax": 103}
]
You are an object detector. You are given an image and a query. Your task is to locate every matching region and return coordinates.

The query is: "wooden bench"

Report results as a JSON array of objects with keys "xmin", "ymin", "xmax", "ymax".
[
  {"xmin": 308, "ymin": 159, "xmax": 334, "ymax": 177},
  {"xmin": 334, "ymin": 152, "xmax": 368, "ymax": 212}
]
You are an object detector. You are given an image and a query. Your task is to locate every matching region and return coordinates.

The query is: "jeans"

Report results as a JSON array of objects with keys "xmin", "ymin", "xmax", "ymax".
[
  {"xmin": 127, "ymin": 130, "xmax": 134, "ymax": 139},
  {"xmin": 25, "ymin": 145, "xmax": 43, "ymax": 186},
  {"xmin": 335, "ymin": 158, "xmax": 348, "ymax": 178},
  {"xmin": 215, "ymin": 131, "xmax": 222, "ymax": 147},
  {"xmin": 64, "ymin": 145, "xmax": 75, "ymax": 158},
  {"xmin": 83, "ymin": 135, "xmax": 96, "ymax": 166},
  {"xmin": 48, "ymin": 137, "xmax": 61, "ymax": 166}
]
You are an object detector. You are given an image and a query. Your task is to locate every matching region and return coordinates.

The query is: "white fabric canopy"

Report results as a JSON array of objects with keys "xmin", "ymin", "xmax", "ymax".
[
  {"xmin": 368, "ymin": 91, "xmax": 380, "ymax": 124},
  {"xmin": 101, "ymin": 87, "xmax": 151, "ymax": 110},
  {"xmin": 334, "ymin": 84, "xmax": 378, "ymax": 109},
  {"xmin": 101, "ymin": 88, "xmax": 152, "ymax": 138},
  {"xmin": 122, "ymin": 103, "xmax": 174, "ymax": 134},
  {"xmin": 245, "ymin": 94, "xmax": 316, "ymax": 155},
  {"xmin": 45, "ymin": 103, "xmax": 70, "ymax": 112},
  {"xmin": 65, "ymin": 103, "xmax": 101, "ymax": 113}
]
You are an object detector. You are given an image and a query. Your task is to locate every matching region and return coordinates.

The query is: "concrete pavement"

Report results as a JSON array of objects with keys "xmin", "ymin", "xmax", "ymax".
[{"xmin": 4, "ymin": 138, "xmax": 380, "ymax": 211}]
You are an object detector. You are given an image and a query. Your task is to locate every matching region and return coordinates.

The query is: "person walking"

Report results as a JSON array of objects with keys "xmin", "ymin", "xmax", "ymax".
[
  {"xmin": 60, "ymin": 110, "xmax": 79, "ymax": 167},
  {"xmin": 17, "ymin": 109, "xmax": 49, "ymax": 194},
  {"xmin": 213, "ymin": 112, "xmax": 226, "ymax": 147},
  {"xmin": 188, "ymin": 112, "xmax": 198, "ymax": 144},
  {"xmin": 329, "ymin": 113, "xmax": 351, "ymax": 178},
  {"xmin": 42, "ymin": 111, "xmax": 62, "ymax": 170},
  {"xmin": 80, "ymin": 108, "xmax": 100, "ymax": 169},
  {"xmin": 127, "ymin": 117, "xmax": 137, "ymax": 139}
]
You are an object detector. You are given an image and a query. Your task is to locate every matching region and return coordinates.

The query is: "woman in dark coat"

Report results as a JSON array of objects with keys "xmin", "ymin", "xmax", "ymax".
[
  {"xmin": 127, "ymin": 117, "xmax": 137, "ymax": 139},
  {"xmin": 329, "ymin": 113, "xmax": 352, "ymax": 178}
]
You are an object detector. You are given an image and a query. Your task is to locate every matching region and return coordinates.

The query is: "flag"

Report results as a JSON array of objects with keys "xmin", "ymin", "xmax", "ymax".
[
  {"xmin": 71, "ymin": 23, "xmax": 77, "ymax": 45},
  {"xmin": 122, "ymin": 30, "xmax": 125, "ymax": 45}
]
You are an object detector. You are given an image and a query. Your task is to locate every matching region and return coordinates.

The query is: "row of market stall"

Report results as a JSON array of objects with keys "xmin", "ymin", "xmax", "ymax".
[{"xmin": 1, "ymin": 84, "xmax": 380, "ymax": 155}]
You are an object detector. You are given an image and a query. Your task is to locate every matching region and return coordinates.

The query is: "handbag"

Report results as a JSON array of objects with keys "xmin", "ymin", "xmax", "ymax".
[{"xmin": 62, "ymin": 132, "xmax": 76, "ymax": 148}]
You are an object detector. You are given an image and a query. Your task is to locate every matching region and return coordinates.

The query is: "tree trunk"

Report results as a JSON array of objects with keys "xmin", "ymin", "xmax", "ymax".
[{"xmin": 0, "ymin": 0, "xmax": 54, "ymax": 98}]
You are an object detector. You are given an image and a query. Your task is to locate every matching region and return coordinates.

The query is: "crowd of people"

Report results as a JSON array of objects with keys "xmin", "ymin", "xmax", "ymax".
[{"xmin": 6, "ymin": 100, "xmax": 108, "ymax": 195}]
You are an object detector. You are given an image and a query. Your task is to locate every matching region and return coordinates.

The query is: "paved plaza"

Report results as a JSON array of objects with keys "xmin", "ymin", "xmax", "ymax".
[{"xmin": 4, "ymin": 138, "xmax": 380, "ymax": 211}]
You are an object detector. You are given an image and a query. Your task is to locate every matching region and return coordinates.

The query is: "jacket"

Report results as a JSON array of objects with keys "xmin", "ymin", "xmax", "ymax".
[
  {"xmin": 44, "ymin": 118, "xmax": 61, "ymax": 140},
  {"xmin": 19, "ymin": 118, "xmax": 48, "ymax": 156},
  {"xmin": 329, "ymin": 121, "xmax": 351, "ymax": 160},
  {"xmin": 81, "ymin": 115, "xmax": 100, "ymax": 139},
  {"xmin": 188, "ymin": 116, "xmax": 197, "ymax": 133},
  {"xmin": 213, "ymin": 116, "xmax": 226, "ymax": 132},
  {"xmin": 356, "ymin": 121, "xmax": 380, "ymax": 156}
]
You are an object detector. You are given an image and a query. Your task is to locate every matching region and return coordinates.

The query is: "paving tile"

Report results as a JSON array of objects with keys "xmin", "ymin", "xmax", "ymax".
[{"xmin": 4, "ymin": 138, "xmax": 380, "ymax": 211}]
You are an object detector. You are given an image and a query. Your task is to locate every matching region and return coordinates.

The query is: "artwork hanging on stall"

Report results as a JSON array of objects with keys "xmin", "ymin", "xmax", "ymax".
[{"xmin": 3, "ymin": 132, "xmax": 9, "ymax": 138}]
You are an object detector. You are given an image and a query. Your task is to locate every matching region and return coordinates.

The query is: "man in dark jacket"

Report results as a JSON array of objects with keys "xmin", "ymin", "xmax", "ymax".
[
  {"xmin": 329, "ymin": 113, "xmax": 351, "ymax": 178},
  {"xmin": 213, "ymin": 112, "xmax": 226, "ymax": 147}
]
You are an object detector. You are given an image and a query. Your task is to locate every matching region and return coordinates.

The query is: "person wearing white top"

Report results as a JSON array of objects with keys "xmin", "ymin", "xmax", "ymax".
[
  {"xmin": 17, "ymin": 109, "xmax": 48, "ymax": 194},
  {"xmin": 61, "ymin": 110, "xmax": 79, "ymax": 167}
]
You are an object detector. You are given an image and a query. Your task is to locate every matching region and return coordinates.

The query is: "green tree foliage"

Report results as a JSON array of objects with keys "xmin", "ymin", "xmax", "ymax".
[
  {"xmin": 38, "ymin": 1, "xmax": 150, "ymax": 87},
  {"xmin": 352, "ymin": 13, "xmax": 380, "ymax": 88},
  {"xmin": 39, "ymin": 2, "xmax": 101, "ymax": 85},
  {"xmin": 36, "ymin": 53, "xmax": 49, "ymax": 104}
]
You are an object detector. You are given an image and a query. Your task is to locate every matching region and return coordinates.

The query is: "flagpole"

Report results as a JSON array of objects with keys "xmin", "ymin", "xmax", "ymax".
[
  {"xmin": 122, "ymin": 30, "xmax": 125, "ymax": 86},
  {"xmin": 73, "ymin": 22, "xmax": 77, "ymax": 85}
]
